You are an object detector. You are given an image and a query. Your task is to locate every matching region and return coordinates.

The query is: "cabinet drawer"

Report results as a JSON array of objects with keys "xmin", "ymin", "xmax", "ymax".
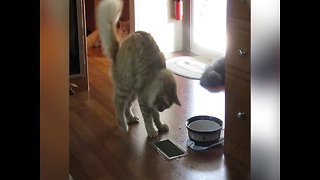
[
  {"xmin": 224, "ymin": 72, "xmax": 250, "ymax": 166},
  {"xmin": 226, "ymin": 25, "xmax": 250, "ymax": 73},
  {"xmin": 227, "ymin": 0, "xmax": 250, "ymax": 20}
]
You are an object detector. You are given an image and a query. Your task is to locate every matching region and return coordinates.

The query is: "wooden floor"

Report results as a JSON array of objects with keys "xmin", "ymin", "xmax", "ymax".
[{"xmin": 69, "ymin": 47, "xmax": 245, "ymax": 180}]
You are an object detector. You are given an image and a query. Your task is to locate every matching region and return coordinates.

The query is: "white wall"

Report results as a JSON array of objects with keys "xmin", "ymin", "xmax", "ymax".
[{"xmin": 134, "ymin": 0, "xmax": 183, "ymax": 54}]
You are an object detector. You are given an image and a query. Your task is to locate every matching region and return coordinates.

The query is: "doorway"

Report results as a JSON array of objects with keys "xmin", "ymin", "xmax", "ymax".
[{"xmin": 190, "ymin": 0, "xmax": 227, "ymax": 59}]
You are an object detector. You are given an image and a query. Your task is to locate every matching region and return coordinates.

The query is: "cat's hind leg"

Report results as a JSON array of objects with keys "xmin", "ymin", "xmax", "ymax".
[
  {"xmin": 114, "ymin": 90, "xmax": 130, "ymax": 133},
  {"xmin": 152, "ymin": 110, "xmax": 169, "ymax": 132},
  {"xmin": 125, "ymin": 95, "xmax": 139, "ymax": 124}
]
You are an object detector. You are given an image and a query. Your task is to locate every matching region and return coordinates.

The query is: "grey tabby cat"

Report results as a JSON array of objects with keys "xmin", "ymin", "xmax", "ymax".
[
  {"xmin": 200, "ymin": 57, "xmax": 225, "ymax": 87},
  {"xmin": 97, "ymin": 0, "xmax": 181, "ymax": 138}
]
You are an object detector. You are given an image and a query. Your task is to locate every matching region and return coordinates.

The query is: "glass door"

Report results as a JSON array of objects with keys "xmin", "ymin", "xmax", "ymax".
[{"xmin": 190, "ymin": 0, "xmax": 227, "ymax": 59}]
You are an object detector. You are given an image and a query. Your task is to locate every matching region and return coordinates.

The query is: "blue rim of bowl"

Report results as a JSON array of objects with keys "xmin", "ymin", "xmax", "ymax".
[{"xmin": 185, "ymin": 115, "xmax": 223, "ymax": 133}]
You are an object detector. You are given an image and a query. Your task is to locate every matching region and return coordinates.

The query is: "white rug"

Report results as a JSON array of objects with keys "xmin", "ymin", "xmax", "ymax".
[{"xmin": 166, "ymin": 56, "xmax": 212, "ymax": 80}]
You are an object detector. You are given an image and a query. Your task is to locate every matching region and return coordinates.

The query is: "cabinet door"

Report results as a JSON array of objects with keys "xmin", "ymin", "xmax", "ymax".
[
  {"xmin": 227, "ymin": 0, "xmax": 250, "ymax": 20},
  {"xmin": 226, "ymin": 18, "xmax": 250, "ymax": 74},
  {"xmin": 224, "ymin": 71, "xmax": 250, "ymax": 168},
  {"xmin": 225, "ymin": 0, "xmax": 251, "ymax": 175}
]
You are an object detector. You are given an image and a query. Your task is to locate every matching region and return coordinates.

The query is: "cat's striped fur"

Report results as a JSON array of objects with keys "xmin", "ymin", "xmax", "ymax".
[{"xmin": 97, "ymin": 0, "xmax": 181, "ymax": 138}]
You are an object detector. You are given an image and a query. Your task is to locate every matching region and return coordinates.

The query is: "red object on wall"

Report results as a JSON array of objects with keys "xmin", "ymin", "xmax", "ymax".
[{"xmin": 174, "ymin": 0, "xmax": 183, "ymax": 20}]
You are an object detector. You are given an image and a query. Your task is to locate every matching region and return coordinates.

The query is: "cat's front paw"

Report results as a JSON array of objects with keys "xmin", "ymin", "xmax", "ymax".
[
  {"xmin": 147, "ymin": 129, "xmax": 158, "ymax": 138},
  {"xmin": 157, "ymin": 123, "xmax": 169, "ymax": 132}
]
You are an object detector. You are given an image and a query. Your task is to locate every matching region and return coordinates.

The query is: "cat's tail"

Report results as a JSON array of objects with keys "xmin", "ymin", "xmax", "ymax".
[{"xmin": 96, "ymin": 0, "xmax": 123, "ymax": 61}]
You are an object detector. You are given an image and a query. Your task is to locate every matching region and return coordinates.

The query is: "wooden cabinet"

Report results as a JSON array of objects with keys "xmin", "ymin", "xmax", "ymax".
[{"xmin": 224, "ymin": 0, "xmax": 251, "ymax": 177}]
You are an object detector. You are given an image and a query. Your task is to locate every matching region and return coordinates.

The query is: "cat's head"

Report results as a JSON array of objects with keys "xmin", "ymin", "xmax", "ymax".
[
  {"xmin": 151, "ymin": 69, "xmax": 181, "ymax": 112},
  {"xmin": 119, "ymin": 20, "xmax": 130, "ymax": 35}
]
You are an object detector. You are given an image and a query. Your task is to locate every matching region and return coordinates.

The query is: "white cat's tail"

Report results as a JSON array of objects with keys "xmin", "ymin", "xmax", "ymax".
[{"xmin": 96, "ymin": 0, "xmax": 123, "ymax": 61}]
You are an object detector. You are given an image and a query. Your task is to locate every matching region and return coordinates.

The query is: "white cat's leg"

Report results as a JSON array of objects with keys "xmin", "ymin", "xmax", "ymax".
[
  {"xmin": 152, "ymin": 110, "xmax": 169, "ymax": 132},
  {"xmin": 125, "ymin": 95, "xmax": 139, "ymax": 124},
  {"xmin": 138, "ymin": 99, "xmax": 158, "ymax": 138},
  {"xmin": 114, "ymin": 91, "xmax": 129, "ymax": 133}
]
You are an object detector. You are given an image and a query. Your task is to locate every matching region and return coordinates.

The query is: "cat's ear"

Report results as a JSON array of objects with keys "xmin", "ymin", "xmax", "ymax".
[{"xmin": 174, "ymin": 94, "xmax": 181, "ymax": 106}]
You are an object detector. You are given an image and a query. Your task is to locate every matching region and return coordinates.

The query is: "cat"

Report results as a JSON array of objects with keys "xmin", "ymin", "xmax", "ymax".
[
  {"xmin": 90, "ymin": 21, "xmax": 130, "ymax": 48},
  {"xmin": 118, "ymin": 20, "xmax": 130, "ymax": 40},
  {"xmin": 96, "ymin": 0, "xmax": 181, "ymax": 138},
  {"xmin": 91, "ymin": 21, "xmax": 129, "ymax": 48},
  {"xmin": 200, "ymin": 57, "xmax": 225, "ymax": 87}
]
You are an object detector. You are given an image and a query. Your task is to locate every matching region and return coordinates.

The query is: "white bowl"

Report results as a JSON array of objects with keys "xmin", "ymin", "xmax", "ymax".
[{"xmin": 185, "ymin": 115, "xmax": 223, "ymax": 147}]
